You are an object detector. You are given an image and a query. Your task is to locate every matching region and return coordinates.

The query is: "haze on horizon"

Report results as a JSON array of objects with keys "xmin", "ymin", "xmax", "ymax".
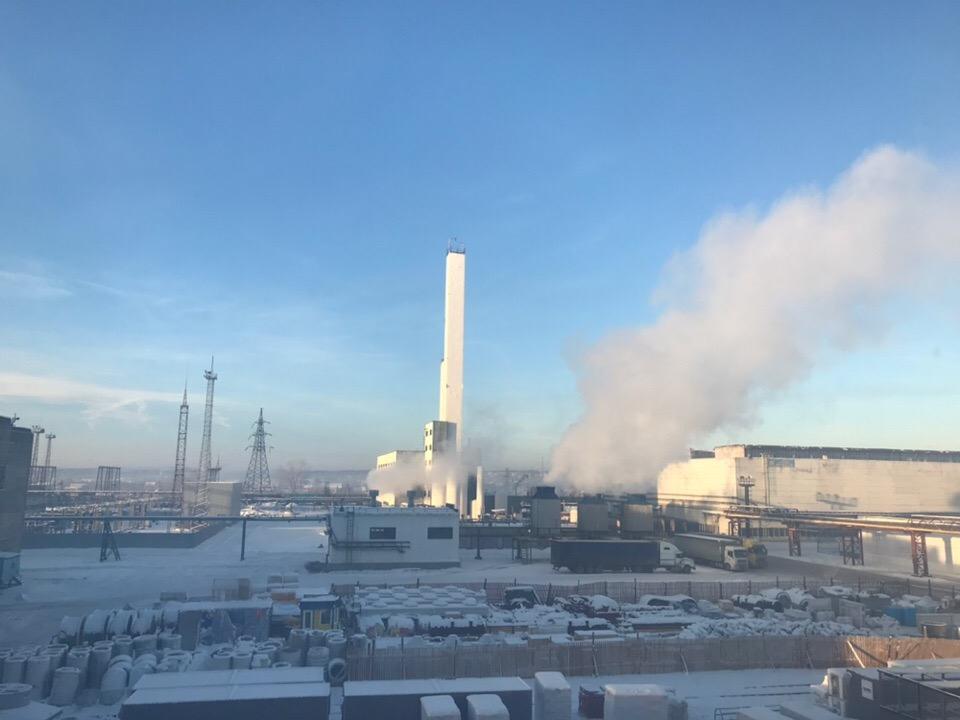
[{"xmin": 2, "ymin": 2, "xmax": 960, "ymax": 479}]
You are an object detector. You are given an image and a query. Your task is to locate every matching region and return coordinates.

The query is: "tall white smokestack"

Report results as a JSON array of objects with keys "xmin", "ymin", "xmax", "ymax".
[{"xmin": 439, "ymin": 245, "xmax": 465, "ymax": 450}]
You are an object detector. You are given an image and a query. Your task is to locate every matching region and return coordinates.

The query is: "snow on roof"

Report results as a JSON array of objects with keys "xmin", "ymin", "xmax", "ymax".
[
  {"xmin": 124, "ymin": 682, "xmax": 331, "ymax": 704},
  {"xmin": 331, "ymin": 506, "xmax": 457, "ymax": 515},
  {"xmin": 344, "ymin": 677, "xmax": 530, "ymax": 696},
  {"xmin": 176, "ymin": 599, "xmax": 272, "ymax": 611},
  {"xmin": 134, "ymin": 667, "xmax": 326, "ymax": 690}
]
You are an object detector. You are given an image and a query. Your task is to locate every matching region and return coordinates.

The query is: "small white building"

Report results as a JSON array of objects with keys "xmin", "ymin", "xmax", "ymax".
[{"xmin": 325, "ymin": 506, "xmax": 460, "ymax": 570}]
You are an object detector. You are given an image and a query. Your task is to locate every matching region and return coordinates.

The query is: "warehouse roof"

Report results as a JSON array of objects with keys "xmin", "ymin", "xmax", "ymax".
[{"xmin": 713, "ymin": 444, "xmax": 960, "ymax": 463}]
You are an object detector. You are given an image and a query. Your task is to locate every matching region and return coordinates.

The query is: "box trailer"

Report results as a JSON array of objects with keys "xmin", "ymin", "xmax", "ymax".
[
  {"xmin": 550, "ymin": 539, "xmax": 693, "ymax": 573},
  {"xmin": 670, "ymin": 534, "xmax": 748, "ymax": 571}
]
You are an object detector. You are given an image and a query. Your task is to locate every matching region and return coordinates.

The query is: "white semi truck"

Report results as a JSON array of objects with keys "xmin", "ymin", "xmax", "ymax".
[{"xmin": 670, "ymin": 533, "xmax": 749, "ymax": 571}]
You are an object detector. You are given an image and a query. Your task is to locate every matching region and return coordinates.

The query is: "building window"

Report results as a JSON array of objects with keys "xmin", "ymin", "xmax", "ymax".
[
  {"xmin": 369, "ymin": 527, "xmax": 396, "ymax": 540},
  {"xmin": 427, "ymin": 526, "xmax": 453, "ymax": 539}
]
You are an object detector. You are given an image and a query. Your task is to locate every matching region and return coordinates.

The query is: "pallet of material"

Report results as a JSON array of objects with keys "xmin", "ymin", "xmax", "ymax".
[
  {"xmin": 343, "ymin": 677, "xmax": 532, "ymax": 720},
  {"xmin": 119, "ymin": 682, "xmax": 331, "ymax": 720}
]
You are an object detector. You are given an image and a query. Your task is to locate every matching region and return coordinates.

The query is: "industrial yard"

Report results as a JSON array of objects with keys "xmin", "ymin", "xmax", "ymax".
[{"xmin": 4, "ymin": 4, "xmax": 960, "ymax": 718}]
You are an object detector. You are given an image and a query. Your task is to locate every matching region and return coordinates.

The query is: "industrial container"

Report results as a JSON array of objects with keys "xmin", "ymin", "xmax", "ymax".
[
  {"xmin": 576, "ymin": 497, "xmax": 610, "ymax": 537},
  {"xmin": 550, "ymin": 539, "xmax": 693, "ymax": 573},
  {"xmin": 620, "ymin": 504, "xmax": 654, "ymax": 537},
  {"xmin": 529, "ymin": 487, "xmax": 562, "ymax": 536}
]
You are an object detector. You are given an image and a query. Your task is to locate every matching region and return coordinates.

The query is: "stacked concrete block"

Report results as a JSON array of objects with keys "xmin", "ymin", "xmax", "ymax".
[
  {"xmin": 604, "ymin": 684, "xmax": 668, "ymax": 720},
  {"xmin": 533, "ymin": 672, "xmax": 570, "ymax": 720},
  {"xmin": 421, "ymin": 694, "xmax": 462, "ymax": 720},
  {"xmin": 467, "ymin": 694, "xmax": 510, "ymax": 720}
]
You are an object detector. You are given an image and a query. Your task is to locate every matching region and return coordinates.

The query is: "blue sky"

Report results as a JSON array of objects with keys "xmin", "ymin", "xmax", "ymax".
[{"xmin": 1, "ymin": 1, "xmax": 959, "ymax": 473}]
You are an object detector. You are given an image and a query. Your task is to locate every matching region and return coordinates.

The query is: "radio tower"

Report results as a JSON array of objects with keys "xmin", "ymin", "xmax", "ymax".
[
  {"xmin": 193, "ymin": 357, "xmax": 217, "ymax": 516},
  {"xmin": 172, "ymin": 383, "xmax": 189, "ymax": 509},
  {"xmin": 243, "ymin": 408, "xmax": 272, "ymax": 493}
]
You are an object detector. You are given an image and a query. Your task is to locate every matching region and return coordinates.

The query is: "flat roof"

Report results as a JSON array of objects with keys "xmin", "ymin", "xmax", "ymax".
[
  {"xmin": 134, "ymin": 667, "xmax": 326, "ymax": 690},
  {"xmin": 717, "ymin": 444, "xmax": 960, "ymax": 463},
  {"xmin": 330, "ymin": 506, "xmax": 457, "ymax": 515},
  {"xmin": 124, "ymin": 682, "xmax": 330, "ymax": 704}
]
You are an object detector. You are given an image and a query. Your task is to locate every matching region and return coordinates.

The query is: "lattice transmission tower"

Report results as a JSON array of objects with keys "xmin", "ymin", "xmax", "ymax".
[
  {"xmin": 44, "ymin": 433, "xmax": 57, "ymax": 490},
  {"xmin": 193, "ymin": 357, "xmax": 217, "ymax": 516},
  {"xmin": 172, "ymin": 383, "xmax": 189, "ymax": 509},
  {"xmin": 29, "ymin": 425, "xmax": 44, "ymax": 488},
  {"xmin": 243, "ymin": 408, "xmax": 272, "ymax": 493}
]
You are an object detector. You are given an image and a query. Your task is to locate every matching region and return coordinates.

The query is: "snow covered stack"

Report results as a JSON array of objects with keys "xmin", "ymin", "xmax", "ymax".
[
  {"xmin": 466, "ymin": 694, "xmax": 510, "ymax": 720},
  {"xmin": 421, "ymin": 694, "xmax": 462, "ymax": 720},
  {"xmin": 534, "ymin": 671, "xmax": 570, "ymax": 720},
  {"xmin": 604, "ymin": 684, "xmax": 668, "ymax": 720}
]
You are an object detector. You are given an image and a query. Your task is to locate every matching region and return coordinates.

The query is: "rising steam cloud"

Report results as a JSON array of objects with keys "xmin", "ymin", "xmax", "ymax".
[{"xmin": 549, "ymin": 146, "xmax": 960, "ymax": 491}]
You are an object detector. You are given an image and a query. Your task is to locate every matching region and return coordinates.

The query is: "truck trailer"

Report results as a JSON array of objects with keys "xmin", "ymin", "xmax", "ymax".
[
  {"xmin": 550, "ymin": 539, "xmax": 694, "ymax": 573},
  {"xmin": 669, "ymin": 533, "xmax": 749, "ymax": 571}
]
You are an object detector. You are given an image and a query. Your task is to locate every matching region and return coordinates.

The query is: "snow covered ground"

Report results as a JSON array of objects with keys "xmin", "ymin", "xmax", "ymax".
[{"xmin": 0, "ymin": 522, "xmax": 787, "ymax": 646}]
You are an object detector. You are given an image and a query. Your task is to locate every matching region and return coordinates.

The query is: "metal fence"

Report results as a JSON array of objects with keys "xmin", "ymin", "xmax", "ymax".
[
  {"xmin": 333, "ymin": 574, "xmax": 957, "ymax": 604},
  {"xmin": 346, "ymin": 635, "xmax": 960, "ymax": 682}
]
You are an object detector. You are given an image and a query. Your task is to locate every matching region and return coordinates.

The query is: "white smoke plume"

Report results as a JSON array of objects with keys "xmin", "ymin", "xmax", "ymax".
[
  {"xmin": 366, "ymin": 455, "xmax": 463, "ymax": 504},
  {"xmin": 549, "ymin": 146, "xmax": 960, "ymax": 491}
]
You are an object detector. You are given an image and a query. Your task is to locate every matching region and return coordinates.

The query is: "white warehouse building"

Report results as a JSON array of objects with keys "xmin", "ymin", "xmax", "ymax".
[
  {"xmin": 658, "ymin": 444, "xmax": 960, "ymax": 575},
  {"xmin": 325, "ymin": 507, "xmax": 460, "ymax": 570},
  {"xmin": 658, "ymin": 444, "xmax": 960, "ymax": 531}
]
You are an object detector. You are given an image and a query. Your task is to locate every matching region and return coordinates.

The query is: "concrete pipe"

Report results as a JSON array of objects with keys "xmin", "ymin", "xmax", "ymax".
[
  {"xmin": 113, "ymin": 635, "xmax": 133, "ymax": 657},
  {"xmin": 107, "ymin": 610, "xmax": 136, "ymax": 638},
  {"xmin": 158, "ymin": 632, "xmax": 181, "ymax": 651},
  {"xmin": 49, "ymin": 666, "xmax": 81, "ymax": 706},
  {"xmin": 326, "ymin": 658, "xmax": 347, "ymax": 685},
  {"xmin": 66, "ymin": 649, "xmax": 90, "ymax": 688},
  {"xmin": 277, "ymin": 646, "xmax": 303, "ymax": 667},
  {"xmin": 81, "ymin": 609, "xmax": 110, "ymax": 642},
  {"xmin": 207, "ymin": 649, "xmax": 232, "ymax": 671},
  {"xmin": 89, "ymin": 644, "xmax": 113, "ymax": 688},
  {"xmin": 288, "ymin": 628, "xmax": 307, "ymax": 650},
  {"xmin": 1, "ymin": 656, "xmax": 26, "ymax": 684},
  {"xmin": 44, "ymin": 644, "xmax": 68, "ymax": 669},
  {"xmin": 250, "ymin": 653, "xmax": 271, "ymax": 669},
  {"xmin": 231, "ymin": 651, "xmax": 252, "ymax": 670},
  {"xmin": 255, "ymin": 642, "xmax": 280, "ymax": 662},
  {"xmin": 99, "ymin": 662, "xmax": 130, "ymax": 705},
  {"xmin": 128, "ymin": 661, "xmax": 156, "ymax": 689},
  {"xmin": 306, "ymin": 629, "xmax": 324, "ymax": 647},
  {"xmin": 58, "ymin": 616, "xmax": 82, "ymax": 645},
  {"xmin": 0, "ymin": 683, "xmax": 32, "ymax": 710},
  {"xmin": 306, "ymin": 646, "xmax": 330, "ymax": 668},
  {"xmin": 25, "ymin": 655, "xmax": 51, "ymax": 700},
  {"xmin": 132, "ymin": 634, "xmax": 157, "ymax": 657},
  {"xmin": 161, "ymin": 650, "xmax": 190, "ymax": 671},
  {"xmin": 327, "ymin": 633, "xmax": 347, "ymax": 660},
  {"xmin": 108, "ymin": 654, "xmax": 133, "ymax": 668}
]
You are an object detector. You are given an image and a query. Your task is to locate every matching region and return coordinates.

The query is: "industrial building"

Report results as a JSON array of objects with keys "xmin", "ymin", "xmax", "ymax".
[
  {"xmin": 0, "ymin": 415, "xmax": 32, "ymax": 586},
  {"xmin": 658, "ymin": 444, "xmax": 960, "ymax": 574},
  {"xmin": 325, "ymin": 506, "xmax": 460, "ymax": 569},
  {"xmin": 659, "ymin": 444, "xmax": 960, "ymax": 527}
]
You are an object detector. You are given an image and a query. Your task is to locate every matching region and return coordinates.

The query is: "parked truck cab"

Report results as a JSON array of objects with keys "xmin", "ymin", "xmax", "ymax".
[
  {"xmin": 658, "ymin": 542, "xmax": 695, "ymax": 573},
  {"xmin": 727, "ymin": 546, "xmax": 749, "ymax": 571}
]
